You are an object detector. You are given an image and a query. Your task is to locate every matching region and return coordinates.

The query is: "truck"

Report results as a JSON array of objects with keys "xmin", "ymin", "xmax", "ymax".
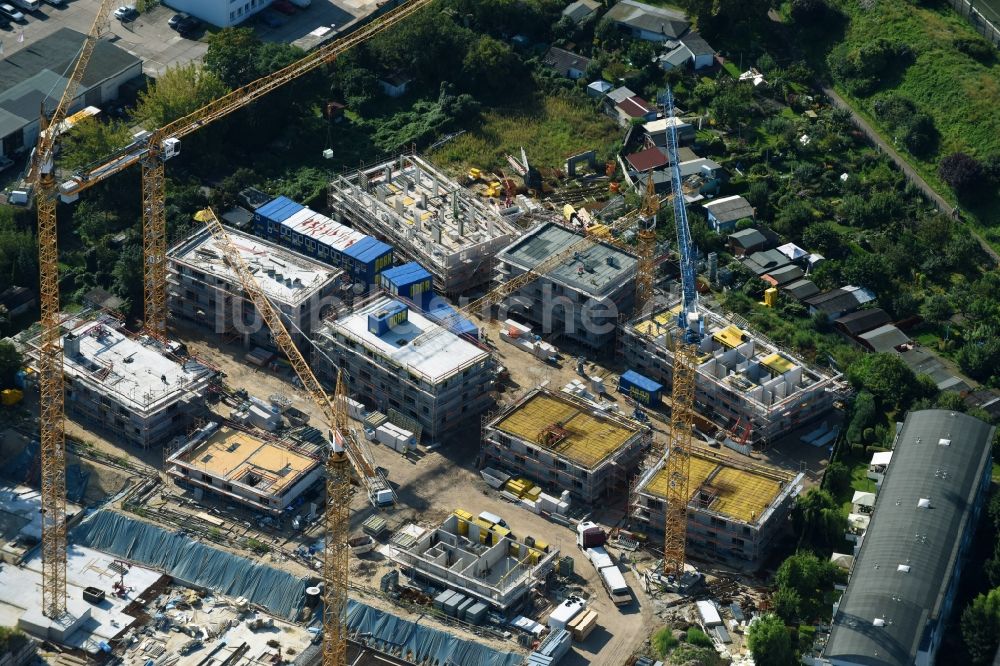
[
  {"xmin": 576, "ymin": 522, "xmax": 632, "ymax": 607},
  {"xmin": 499, "ymin": 319, "xmax": 558, "ymax": 363}
]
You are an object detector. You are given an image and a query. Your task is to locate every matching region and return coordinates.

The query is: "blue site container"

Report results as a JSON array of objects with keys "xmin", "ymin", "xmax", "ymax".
[
  {"xmin": 618, "ymin": 370, "xmax": 663, "ymax": 406},
  {"xmin": 379, "ymin": 262, "xmax": 433, "ymax": 309},
  {"xmin": 344, "ymin": 237, "xmax": 394, "ymax": 286},
  {"xmin": 425, "ymin": 301, "xmax": 478, "ymax": 339},
  {"xmin": 368, "ymin": 301, "xmax": 408, "ymax": 336},
  {"xmin": 254, "ymin": 196, "xmax": 303, "ymax": 239}
]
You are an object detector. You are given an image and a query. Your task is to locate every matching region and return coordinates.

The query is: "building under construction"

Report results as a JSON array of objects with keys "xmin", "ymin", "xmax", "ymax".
[
  {"xmin": 165, "ymin": 422, "xmax": 323, "ymax": 515},
  {"xmin": 167, "ymin": 226, "xmax": 347, "ymax": 352},
  {"xmin": 481, "ymin": 388, "xmax": 650, "ymax": 504},
  {"xmin": 313, "ymin": 296, "xmax": 496, "ymax": 445},
  {"xmin": 327, "ymin": 154, "xmax": 522, "ymax": 296},
  {"xmin": 622, "ymin": 302, "xmax": 843, "ymax": 446},
  {"xmin": 630, "ymin": 447, "xmax": 802, "ymax": 569},
  {"xmin": 24, "ymin": 314, "xmax": 216, "ymax": 448},
  {"xmin": 390, "ymin": 511, "xmax": 559, "ymax": 615},
  {"xmin": 494, "ymin": 222, "xmax": 638, "ymax": 349}
]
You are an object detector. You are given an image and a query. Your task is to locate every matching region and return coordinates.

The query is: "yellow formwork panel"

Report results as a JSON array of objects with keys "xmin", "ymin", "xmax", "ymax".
[
  {"xmin": 713, "ymin": 325, "xmax": 746, "ymax": 349},
  {"xmin": 496, "ymin": 392, "xmax": 637, "ymax": 469},
  {"xmin": 645, "ymin": 455, "xmax": 716, "ymax": 501},
  {"xmin": 761, "ymin": 352, "xmax": 795, "ymax": 375},
  {"xmin": 454, "ymin": 509, "xmax": 474, "ymax": 521}
]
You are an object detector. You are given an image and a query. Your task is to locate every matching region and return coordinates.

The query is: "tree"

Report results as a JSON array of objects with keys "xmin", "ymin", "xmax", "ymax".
[
  {"xmin": 134, "ymin": 64, "xmax": 230, "ymax": 128},
  {"xmin": 939, "ymin": 152, "xmax": 987, "ymax": 202},
  {"xmin": 802, "ymin": 222, "xmax": 846, "ymax": 259},
  {"xmin": 792, "ymin": 489, "xmax": 846, "ymax": 553},
  {"xmin": 847, "ymin": 352, "xmax": 918, "ymax": 407},
  {"xmin": 462, "ymin": 36, "xmax": 521, "ymax": 95},
  {"xmin": 958, "ymin": 338, "xmax": 1000, "ymax": 382},
  {"xmin": 710, "ymin": 82, "xmax": 754, "ymax": 129},
  {"xmin": 961, "ymin": 588, "xmax": 1000, "ymax": 664},
  {"xmin": 60, "ymin": 116, "xmax": 134, "ymax": 172},
  {"xmin": 790, "ymin": 0, "xmax": 827, "ymax": 24},
  {"xmin": 746, "ymin": 614, "xmax": 796, "ymax": 666},
  {"xmin": 921, "ymin": 293, "xmax": 954, "ymax": 326},
  {"xmin": 846, "ymin": 391, "xmax": 877, "ymax": 444},
  {"xmin": 205, "ymin": 27, "xmax": 263, "ymax": 87},
  {"xmin": 774, "ymin": 200, "xmax": 814, "ymax": 236},
  {"xmin": 0, "ymin": 340, "xmax": 22, "ymax": 389},
  {"xmin": 775, "ymin": 550, "xmax": 843, "ymax": 620},
  {"xmin": 824, "ymin": 461, "xmax": 850, "ymax": 496},
  {"xmin": 111, "ymin": 243, "xmax": 143, "ymax": 316}
]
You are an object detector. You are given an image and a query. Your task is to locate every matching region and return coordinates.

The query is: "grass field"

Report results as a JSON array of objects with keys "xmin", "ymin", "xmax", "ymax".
[
  {"xmin": 431, "ymin": 95, "xmax": 622, "ymax": 173},
  {"xmin": 827, "ymin": 0, "xmax": 1000, "ymax": 237}
]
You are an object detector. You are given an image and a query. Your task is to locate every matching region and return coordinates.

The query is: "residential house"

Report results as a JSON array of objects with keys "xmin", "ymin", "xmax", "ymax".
[
  {"xmin": 657, "ymin": 43, "xmax": 694, "ymax": 71},
  {"xmin": 604, "ymin": 0, "xmax": 690, "ymax": 42},
  {"xmin": 542, "ymin": 46, "xmax": 591, "ymax": 80},
  {"xmin": 728, "ymin": 228, "xmax": 770, "ymax": 257},
  {"xmin": 680, "ymin": 31, "xmax": 715, "ymax": 69},
  {"xmin": 805, "ymin": 286, "xmax": 874, "ymax": 320},
  {"xmin": 0, "ymin": 286, "xmax": 35, "ymax": 318},
  {"xmin": 762, "ymin": 264, "xmax": 804, "ymax": 287},
  {"xmin": 678, "ymin": 158, "xmax": 724, "ymax": 194},
  {"xmin": 379, "ymin": 73, "xmax": 412, "ymax": 98},
  {"xmin": 587, "ymin": 80, "xmax": 613, "ymax": 98},
  {"xmin": 703, "ymin": 195, "xmax": 754, "ymax": 233},
  {"xmin": 743, "ymin": 249, "xmax": 792, "ymax": 277},
  {"xmin": 160, "ymin": 0, "xmax": 266, "ymax": 26},
  {"xmin": 624, "ymin": 146, "xmax": 669, "ymax": 174},
  {"xmin": 607, "ymin": 90, "xmax": 657, "ymax": 126},
  {"xmin": 858, "ymin": 324, "xmax": 911, "ymax": 354},
  {"xmin": 562, "ymin": 0, "xmax": 600, "ymax": 24},
  {"xmin": 644, "ymin": 117, "xmax": 695, "ymax": 146},
  {"xmin": 834, "ymin": 308, "xmax": 892, "ymax": 339},
  {"xmin": 782, "ymin": 279, "xmax": 820, "ymax": 301}
]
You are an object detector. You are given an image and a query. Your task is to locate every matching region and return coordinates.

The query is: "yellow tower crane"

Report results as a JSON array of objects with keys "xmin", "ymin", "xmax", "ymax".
[
  {"xmin": 194, "ymin": 207, "xmax": 378, "ymax": 665},
  {"xmin": 634, "ymin": 169, "xmax": 658, "ymax": 312},
  {"xmin": 56, "ymin": 0, "xmax": 434, "ymax": 335},
  {"xmin": 26, "ymin": 0, "xmax": 119, "ymax": 619}
]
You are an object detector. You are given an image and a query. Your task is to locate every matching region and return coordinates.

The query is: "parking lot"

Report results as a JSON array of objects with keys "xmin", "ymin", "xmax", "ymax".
[{"xmin": 0, "ymin": 0, "xmax": 384, "ymax": 78}]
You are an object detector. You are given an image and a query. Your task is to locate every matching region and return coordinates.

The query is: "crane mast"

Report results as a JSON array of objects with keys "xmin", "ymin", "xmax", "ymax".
[
  {"xmin": 635, "ymin": 170, "xmax": 658, "ymax": 312},
  {"xmin": 195, "ymin": 208, "xmax": 364, "ymax": 665},
  {"xmin": 34, "ymin": 0, "xmax": 117, "ymax": 619},
  {"xmin": 662, "ymin": 86, "xmax": 701, "ymax": 578}
]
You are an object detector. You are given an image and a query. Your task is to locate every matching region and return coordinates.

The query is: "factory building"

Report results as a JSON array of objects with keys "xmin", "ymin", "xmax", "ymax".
[
  {"xmin": 631, "ymin": 447, "xmax": 802, "ymax": 569},
  {"xmin": 166, "ymin": 422, "xmax": 324, "ymax": 515},
  {"xmin": 481, "ymin": 388, "xmax": 650, "ymax": 504},
  {"xmin": 24, "ymin": 315, "xmax": 216, "ymax": 448},
  {"xmin": 328, "ymin": 154, "xmax": 521, "ymax": 296},
  {"xmin": 252, "ymin": 196, "xmax": 393, "ymax": 287},
  {"xmin": 822, "ymin": 411, "xmax": 995, "ymax": 666},
  {"xmin": 313, "ymin": 296, "xmax": 495, "ymax": 445},
  {"xmin": 494, "ymin": 222, "xmax": 638, "ymax": 349},
  {"xmin": 167, "ymin": 227, "xmax": 347, "ymax": 352},
  {"xmin": 390, "ymin": 511, "xmax": 559, "ymax": 614},
  {"xmin": 622, "ymin": 303, "xmax": 843, "ymax": 445}
]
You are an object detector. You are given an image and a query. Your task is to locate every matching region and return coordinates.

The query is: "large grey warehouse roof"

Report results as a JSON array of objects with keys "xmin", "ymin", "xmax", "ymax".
[
  {"xmin": 498, "ymin": 222, "xmax": 638, "ymax": 298},
  {"xmin": 824, "ymin": 410, "xmax": 995, "ymax": 666}
]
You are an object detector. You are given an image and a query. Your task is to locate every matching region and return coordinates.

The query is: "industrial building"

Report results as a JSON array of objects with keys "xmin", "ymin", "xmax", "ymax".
[
  {"xmin": 494, "ymin": 222, "xmax": 638, "ymax": 349},
  {"xmin": 25, "ymin": 314, "xmax": 215, "ymax": 448},
  {"xmin": 327, "ymin": 154, "xmax": 521, "ymax": 296},
  {"xmin": 313, "ymin": 296, "xmax": 495, "ymax": 445},
  {"xmin": 481, "ymin": 388, "xmax": 650, "ymax": 504},
  {"xmin": 390, "ymin": 511, "xmax": 559, "ymax": 614},
  {"xmin": 822, "ymin": 410, "xmax": 995, "ymax": 666},
  {"xmin": 252, "ymin": 196, "xmax": 393, "ymax": 287},
  {"xmin": 167, "ymin": 226, "xmax": 347, "ymax": 352},
  {"xmin": 0, "ymin": 29, "xmax": 141, "ymax": 159},
  {"xmin": 621, "ymin": 303, "xmax": 842, "ymax": 445},
  {"xmin": 166, "ymin": 422, "xmax": 323, "ymax": 515},
  {"xmin": 630, "ymin": 447, "xmax": 802, "ymax": 569}
]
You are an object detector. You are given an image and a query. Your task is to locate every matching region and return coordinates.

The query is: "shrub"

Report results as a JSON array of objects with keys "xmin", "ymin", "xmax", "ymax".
[
  {"xmin": 939, "ymin": 152, "xmax": 987, "ymax": 202},
  {"xmin": 652, "ymin": 626, "xmax": 680, "ymax": 657},
  {"xmin": 686, "ymin": 627, "xmax": 713, "ymax": 648},
  {"xmin": 954, "ymin": 36, "xmax": 995, "ymax": 64}
]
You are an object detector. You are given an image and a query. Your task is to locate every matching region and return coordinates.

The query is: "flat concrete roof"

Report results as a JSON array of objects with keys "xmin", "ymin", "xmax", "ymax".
[
  {"xmin": 493, "ymin": 389, "xmax": 640, "ymax": 469},
  {"xmin": 62, "ymin": 320, "xmax": 213, "ymax": 416},
  {"xmin": 498, "ymin": 222, "xmax": 637, "ymax": 299},
  {"xmin": 173, "ymin": 426, "xmax": 319, "ymax": 495},
  {"xmin": 168, "ymin": 226, "xmax": 342, "ymax": 307},
  {"xmin": 641, "ymin": 449, "xmax": 794, "ymax": 524},
  {"xmin": 331, "ymin": 296, "xmax": 490, "ymax": 383}
]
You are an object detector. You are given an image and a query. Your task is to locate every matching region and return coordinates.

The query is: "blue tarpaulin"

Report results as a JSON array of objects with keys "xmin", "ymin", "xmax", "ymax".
[
  {"xmin": 345, "ymin": 600, "xmax": 525, "ymax": 666},
  {"xmin": 70, "ymin": 510, "xmax": 306, "ymax": 621}
]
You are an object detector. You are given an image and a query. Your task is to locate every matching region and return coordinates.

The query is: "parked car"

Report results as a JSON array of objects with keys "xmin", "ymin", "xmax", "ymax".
[
  {"xmin": 113, "ymin": 6, "xmax": 138, "ymax": 21},
  {"xmin": 43, "ymin": 0, "xmax": 66, "ymax": 6},
  {"xmin": 0, "ymin": 4, "xmax": 26, "ymax": 22},
  {"xmin": 272, "ymin": 0, "xmax": 296, "ymax": 15},
  {"xmin": 176, "ymin": 15, "xmax": 199, "ymax": 36},
  {"xmin": 167, "ymin": 12, "xmax": 189, "ymax": 29},
  {"xmin": 0, "ymin": 13, "xmax": 9, "ymax": 28}
]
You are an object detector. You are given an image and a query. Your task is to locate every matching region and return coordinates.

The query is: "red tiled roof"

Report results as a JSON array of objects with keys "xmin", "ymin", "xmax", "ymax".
[
  {"xmin": 626, "ymin": 146, "xmax": 668, "ymax": 172},
  {"xmin": 617, "ymin": 95, "xmax": 654, "ymax": 118}
]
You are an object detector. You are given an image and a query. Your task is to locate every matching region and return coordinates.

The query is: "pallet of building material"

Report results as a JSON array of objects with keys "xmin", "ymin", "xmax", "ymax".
[
  {"xmin": 364, "ymin": 411, "xmax": 388, "ymax": 430},
  {"xmin": 362, "ymin": 515, "xmax": 388, "ymax": 537},
  {"xmin": 571, "ymin": 610, "xmax": 598, "ymax": 641},
  {"xmin": 479, "ymin": 467, "xmax": 510, "ymax": 489}
]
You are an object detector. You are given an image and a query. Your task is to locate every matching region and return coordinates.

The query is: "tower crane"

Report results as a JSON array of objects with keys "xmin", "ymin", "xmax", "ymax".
[
  {"xmin": 27, "ymin": 0, "xmax": 119, "ymax": 619},
  {"xmin": 661, "ymin": 85, "xmax": 702, "ymax": 579},
  {"xmin": 55, "ymin": 0, "xmax": 434, "ymax": 335},
  {"xmin": 634, "ymin": 169, "xmax": 659, "ymax": 312},
  {"xmin": 194, "ymin": 207, "xmax": 384, "ymax": 665}
]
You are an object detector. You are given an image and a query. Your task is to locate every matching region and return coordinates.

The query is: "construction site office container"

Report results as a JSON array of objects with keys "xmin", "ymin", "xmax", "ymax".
[
  {"xmin": 618, "ymin": 370, "xmax": 663, "ymax": 406},
  {"xmin": 434, "ymin": 589, "xmax": 457, "ymax": 611},
  {"xmin": 443, "ymin": 592, "xmax": 465, "ymax": 616},
  {"xmin": 379, "ymin": 261, "xmax": 433, "ymax": 309},
  {"xmin": 456, "ymin": 597, "xmax": 475, "ymax": 620},
  {"xmin": 254, "ymin": 196, "xmax": 304, "ymax": 237},
  {"xmin": 465, "ymin": 602, "xmax": 488, "ymax": 625},
  {"xmin": 368, "ymin": 301, "xmax": 408, "ymax": 336},
  {"xmin": 425, "ymin": 301, "xmax": 479, "ymax": 338},
  {"xmin": 343, "ymin": 236, "xmax": 394, "ymax": 285}
]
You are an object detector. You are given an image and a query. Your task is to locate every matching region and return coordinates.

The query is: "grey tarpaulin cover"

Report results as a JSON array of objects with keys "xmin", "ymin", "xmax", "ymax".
[
  {"xmin": 345, "ymin": 600, "xmax": 525, "ymax": 666},
  {"xmin": 70, "ymin": 509, "xmax": 306, "ymax": 620}
]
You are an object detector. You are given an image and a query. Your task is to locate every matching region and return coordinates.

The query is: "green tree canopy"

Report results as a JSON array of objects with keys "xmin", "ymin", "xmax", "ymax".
[
  {"xmin": 847, "ymin": 352, "xmax": 919, "ymax": 408},
  {"xmin": 792, "ymin": 488, "xmax": 847, "ymax": 554},
  {"xmin": 746, "ymin": 614, "xmax": 796, "ymax": 666},
  {"xmin": 961, "ymin": 588, "xmax": 1000, "ymax": 663},
  {"xmin": 774, "ymin": 550, "xmax": 843, "ymax": 621},
  {"xmin": 0, "ymin": 340, "xmax": 22, "ymax": 389},
  {"xmin": 60, "ymin": 116, "xmax": 134, "ymax": 172},
  {"xmin": 134, "ymin": 64, "xmax": 230, "ymax": 128}
]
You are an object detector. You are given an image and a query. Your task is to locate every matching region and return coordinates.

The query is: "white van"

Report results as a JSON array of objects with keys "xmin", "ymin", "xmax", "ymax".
[
  {"xmin": 12, "ymin": 0, "xmax": 40, "ymax": 11},
  {"xmin": 477, "ymin": 511, "xmax": 508, "ymax": 528}
]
